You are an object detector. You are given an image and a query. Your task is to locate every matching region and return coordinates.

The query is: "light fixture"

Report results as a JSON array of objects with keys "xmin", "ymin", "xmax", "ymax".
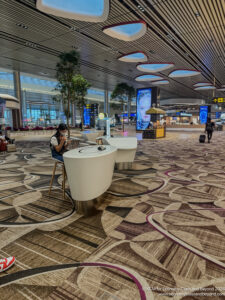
[
  {"xmin": 103, "ymin": 20, "xmax": 147, "ymax": 41},
  {"xmin": 137, "ymin": 62, "xmax": 174, "ymax": 73},
  {"xmin": 25, "ymin": 42, "xmax": 37, "ymax": 48},
  {"xmin": 167, "ymin": 34, "xmax": 173, "ymax": 40},
  {"xmin": 16, "ymin": 23, "xmax": 28, "ymax": 29},
  {"xmin": 118, "ymin": 51, "xmax": 148, "ymax": 63},
  {"xmin": 39, "ymin": 72, "xmax": 49, "ymax": 76},
  {"xmin": 193, "ymin": 82, "xmax": 213, "ymax": 87},
  {"xmin": 169, "ymin": 69, "xmax": 201, "ymax": 78},
  {"xmin": 194, "ymin": 86, "xmax": 216, "ymax": 91},
  {"xmin": 36, "ymin": 0, "xmax": 110, "ymax": 22},
  {"xmin": 151, "ymin": 80, "xmax": 169, "ymax": 85},
  {"xmin": 137, "ymin": 5, "xmax": 145, "ymax": 12},
  {"xmin": 195, "ymin": 11, "xmax": 201, "ymax": 17},
  {"xmin": 135, "ymin": 74, "xmax": 164, "ymax": 82}
]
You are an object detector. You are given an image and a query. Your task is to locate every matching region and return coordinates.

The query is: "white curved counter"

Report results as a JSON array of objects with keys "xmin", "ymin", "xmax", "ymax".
[
  {"xmin": 81, "ymin": 130, "xmax": 104, "ymax": 143},
  {"xmin": 101, "ymin": 137, "xmax": 137, "ymax": 164},
  {"xmin": 63, "ymin": 145, "xmax": 116, "ymax": 201}
]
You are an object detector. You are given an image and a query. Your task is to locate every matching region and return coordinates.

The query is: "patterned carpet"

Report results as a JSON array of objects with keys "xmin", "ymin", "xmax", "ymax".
[{"xmin": 0, "ymin": 132, "xmax": 225, "ymax": 299}]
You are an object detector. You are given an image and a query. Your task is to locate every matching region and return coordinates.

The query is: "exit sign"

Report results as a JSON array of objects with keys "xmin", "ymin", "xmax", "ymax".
[{"xmin": 213, "ymin": 97, "xmax": 225, "ymax": 103}]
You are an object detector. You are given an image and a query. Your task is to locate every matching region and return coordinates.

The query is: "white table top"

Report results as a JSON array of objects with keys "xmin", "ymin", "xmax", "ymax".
[
  {"xmin": 100, "ymin": 136, "xmax": 137, "ymax": 149},
  {"xmin": 63, "ymin": 145, "xmax": 117, "ymax": 159}
]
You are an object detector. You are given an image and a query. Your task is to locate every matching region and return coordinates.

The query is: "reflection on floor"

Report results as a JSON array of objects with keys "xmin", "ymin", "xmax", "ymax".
[{"xmin": 0, "ymin": 131, "xmax": 225, "ymax": 299}]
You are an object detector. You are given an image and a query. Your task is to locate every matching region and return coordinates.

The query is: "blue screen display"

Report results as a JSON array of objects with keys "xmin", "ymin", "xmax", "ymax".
[
  {"xmin": 216, "ymin": 112, "xmax": 221, "ymax": 119},
  {"xmin": 199, "ymin": 106, "xmax": 208, "ymax": 124},
  {"xmin": 84, "ymin": 105, "xmax": 91, "ymax": 126},
  {"xmin": 136, "ymin": 88, "xmax": 152, "ymax": 130}
]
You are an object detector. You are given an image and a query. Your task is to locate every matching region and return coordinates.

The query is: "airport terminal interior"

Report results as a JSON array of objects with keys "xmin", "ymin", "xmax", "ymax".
[{"xmin": 0, "ymin": 0, "xmax": 225, "ymax": 299}]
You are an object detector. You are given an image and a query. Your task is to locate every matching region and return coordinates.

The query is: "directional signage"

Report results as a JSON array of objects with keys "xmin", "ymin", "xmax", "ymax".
[{"xmin": 213, "ymin": 97, "xmax": 225, "ymax": 103}]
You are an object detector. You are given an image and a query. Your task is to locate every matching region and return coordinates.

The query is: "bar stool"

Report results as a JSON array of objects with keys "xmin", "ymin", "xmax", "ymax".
[{"xmin": 49, "ymin": 159, "xmax": 67, "ymax": 199}]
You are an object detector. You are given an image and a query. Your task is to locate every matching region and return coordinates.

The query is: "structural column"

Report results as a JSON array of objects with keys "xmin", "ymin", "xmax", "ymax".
[
  {"xmin": 104, "ymin": 90, "xmax": 109, "ymax": 116},
  {"xmin": 13, "ymin": 71, "xmax": 23, "ymax": 128}
]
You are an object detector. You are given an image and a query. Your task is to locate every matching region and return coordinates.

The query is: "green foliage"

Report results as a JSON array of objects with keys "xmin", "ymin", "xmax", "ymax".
[
  {"xmin": 72, "ymin": 74, "xmax": 91, "ymax": 130},
  {"xmin": 72, "ymin": 74, "xmax": 91, "ymax": 108},
  {"xmin": 53, "ymin": 51, "xmax": 80, "ymax": 131},
  {"xmin": 111, "ymin": 82, "xmax": 135, "ymax": 104},
  {"xmin": 111, "ymin": 82, "xmax": 136, "ymax": 130}
]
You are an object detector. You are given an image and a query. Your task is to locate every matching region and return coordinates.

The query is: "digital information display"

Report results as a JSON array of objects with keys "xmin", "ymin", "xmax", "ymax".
[
  {"xmin": 199, "ymin": 106, "xmax": 208, "ymax": 124},
  {"xmin": 136, "ymin": 88, "xmax": 152, "ymax": 130},
  {"xmin": 84, "ymin": 104, "xmax": 91, "ymax": 126}
]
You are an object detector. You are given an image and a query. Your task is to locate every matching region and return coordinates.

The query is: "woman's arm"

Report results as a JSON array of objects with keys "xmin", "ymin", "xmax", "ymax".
[{"xmin": 54, "ymin": 136, "xmax": 66, "ymax": 153}]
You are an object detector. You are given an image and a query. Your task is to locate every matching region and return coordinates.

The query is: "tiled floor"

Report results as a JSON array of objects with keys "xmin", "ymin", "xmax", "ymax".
[{"xmin": 0, "ymin": 130, "xmax": 225, "ymax": 299}]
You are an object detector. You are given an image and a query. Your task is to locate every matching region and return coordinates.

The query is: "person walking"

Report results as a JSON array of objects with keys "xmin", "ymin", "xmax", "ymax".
[{"xmin": 205, "ymin": 117, "xmax": 214, "ymax": 143}]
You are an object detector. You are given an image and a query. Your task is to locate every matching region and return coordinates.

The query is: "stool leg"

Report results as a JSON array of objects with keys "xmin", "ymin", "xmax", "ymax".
[
  {"xmin": 62, "ymin": 165, "xmax": 66, "ymax": 199},
  {"xmin": 49, "ymin": 162, "xmax": 57, "ymax": 195}
]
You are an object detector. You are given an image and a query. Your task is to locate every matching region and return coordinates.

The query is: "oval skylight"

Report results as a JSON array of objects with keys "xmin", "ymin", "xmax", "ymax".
[
  {"xmin": 135, "ymin": 74, "xmax": 164, "ymax": 82},
  {"xmin": 194, "ymin": 86, "xmax": 216, "ymax": 91},
  {"xmin": 137, "ymin": 63, "xmax": 174, "ymax": 73},
  {"xmin": 151, "ymin": 80, "xmax": 169, "ymax": 85},
  {"xmin": 103, "ymin": 21, "xmax": 147, "ymax": 41},
  {"xmin": 118, "ymin": 52, "xmax": 148, "ymax": 63},
  {"xmin": 193, "ymin": 82, "xmax": 213, "ymax": 87},
  {"xmin": 169, "ymin": 69, "xmax": 201, "ymax": 78},
  {"xmin": 36, "ymin": 0, "xmax": 109, "ymax": 22}
]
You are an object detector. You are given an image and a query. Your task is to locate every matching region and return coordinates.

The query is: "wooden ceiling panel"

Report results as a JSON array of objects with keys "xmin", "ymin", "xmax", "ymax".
[{"xmin": 0, "ymin": 0, "xmax": 224, "ymax": 100}]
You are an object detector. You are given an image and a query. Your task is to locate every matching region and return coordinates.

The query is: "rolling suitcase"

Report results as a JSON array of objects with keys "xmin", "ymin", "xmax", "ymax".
[{"xmin": 199, "ymin": 135, "xmax": 206, "ymax": 143}]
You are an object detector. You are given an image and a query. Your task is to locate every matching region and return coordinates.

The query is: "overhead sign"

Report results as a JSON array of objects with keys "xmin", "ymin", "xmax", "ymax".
[
  {"xmin": 180, "ymin": 113, "xmax": 192, "ymax": 117},
  {"xmin": 213, "ymin": 97, "xmax": 225, "ymax": 103}
]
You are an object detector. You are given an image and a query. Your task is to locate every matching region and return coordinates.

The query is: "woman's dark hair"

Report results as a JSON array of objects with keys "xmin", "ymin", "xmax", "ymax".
[
  {"xmin": 55, "ymin": 123, "xmax": 67, "ymax": 137},
  {"xmin": 207, "ymin": 117, "xmax": 211, "ymax": 123}
]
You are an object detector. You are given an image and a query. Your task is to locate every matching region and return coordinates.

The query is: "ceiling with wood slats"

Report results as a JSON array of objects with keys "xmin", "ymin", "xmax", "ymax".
[{"xmin": 0, "ymin": 0, "xmax": 224, "ymax": 101}]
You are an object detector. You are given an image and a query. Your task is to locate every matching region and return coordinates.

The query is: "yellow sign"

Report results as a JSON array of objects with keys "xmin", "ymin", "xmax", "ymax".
[
  {"xmin": 213, "ymin": 98, "xmax": 225, "ymax": 103},
  {"xmin": 99, "ymin": 113, "xmax": 105, "ymax": 120}
]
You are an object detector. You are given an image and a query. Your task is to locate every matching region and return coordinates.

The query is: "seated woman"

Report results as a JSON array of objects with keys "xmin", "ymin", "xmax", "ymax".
[
  {"xmin": 50, "ymin": 123, "xmax": 70, "ymax": 162},
  {"xmin": 0, "ymin": 130, "xmax": 7, "ymax": 143}
]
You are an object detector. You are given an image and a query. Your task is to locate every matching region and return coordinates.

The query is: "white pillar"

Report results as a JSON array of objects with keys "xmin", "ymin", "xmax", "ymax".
[
  {"xmin": 13, "ymin": 71, "xmax": 23, "ymax": 127},
  {"xmin": 104, "ymin": 90, "xmax": 109, "ymax": 116}
]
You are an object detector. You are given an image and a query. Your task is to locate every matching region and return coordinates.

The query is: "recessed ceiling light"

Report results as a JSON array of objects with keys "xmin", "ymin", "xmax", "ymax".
[
  {"xmin": 169, "ymin": 69, "xmax": 201, "ymax": 78},
  {"xmin": 135, "ymin": 74, "xmax": 164, "ymax": 82},
  {"xmin": 118, "ymin": 52, "xmax": 148, "ymax": 63},
  {"xmin": 137, "ymin": 62, "xmax": 174, "ymax": 73},
  {"xmin": 36, "ymin": 0, "xmax": 110, "ymax": 22},
  {"xmin": 39, "ymin": 72, "xmax": 49, "ymax": 76},
  {"xmin": 16, "ymin": 23, "xmax": 28, "ymax": 29},
  {"xmin": 137, "ymin": 5, "xmax": 145, "ymax": 12},
  {"xmin": 193, "ymin": 82, "xmax": 213, "ymax": 87},
  {"xmin": 103, "ymin": 20, "xmax": 147, "ymax": 42},
  {"xmin": 195, "ymin": 11, "xmax": 201, "ymax": 17},
  {"xmin": 167, "ymin": 34, "xmax": 173, "ymax": 40},
  {"xmin": 194, "ymin": 86, "xmax": 216, "ymax": 91}
]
